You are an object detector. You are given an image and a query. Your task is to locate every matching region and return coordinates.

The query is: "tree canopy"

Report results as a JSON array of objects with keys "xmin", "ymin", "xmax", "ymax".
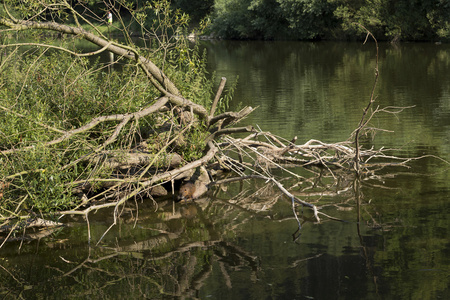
[
  {"xmin": 209, "ymin": 0, "xmax": 450, "ymax": 41},
  {"xmin": 6, "ymin": 0, "xmax": 447, "ymax": 41}
]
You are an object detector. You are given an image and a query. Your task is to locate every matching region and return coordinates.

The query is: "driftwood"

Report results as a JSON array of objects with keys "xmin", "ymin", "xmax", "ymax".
[{"xmin": 0, "ymin": 217, "xmax": 64, "ymax": 247}]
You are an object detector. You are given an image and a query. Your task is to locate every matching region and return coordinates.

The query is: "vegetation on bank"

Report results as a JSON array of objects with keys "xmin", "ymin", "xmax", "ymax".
[
  {"xmin": 3, "ymin": 0, "xmax": 449, "ymax": 42},
  {"xmin": 84, "ymin": 0, "xmax": 450, "ymax": 42},
  {"xmin": 0, "ymin": 0, "xmax": 219, "ymax": 216},
  {"xmin": 208, "ymin": 0, "xmax": 450, "ymax": 41}
]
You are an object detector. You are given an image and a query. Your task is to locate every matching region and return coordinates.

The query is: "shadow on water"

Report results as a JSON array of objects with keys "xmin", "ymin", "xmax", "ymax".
[
  {"xmin": 1, "ymin": 162, "xmax": 449, "ymax": 299},
  {"xmin": 1, "ymin": 41, "xmax": 449, "ymax": 299}
]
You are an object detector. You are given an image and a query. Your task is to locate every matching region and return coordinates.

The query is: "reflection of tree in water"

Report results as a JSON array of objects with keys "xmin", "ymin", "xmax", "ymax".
[{"xmin": 0, "ymin": 167, "xmax": 424, "ymax": 298}]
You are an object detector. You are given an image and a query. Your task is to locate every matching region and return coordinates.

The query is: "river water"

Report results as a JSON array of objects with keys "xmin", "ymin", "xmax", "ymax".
[{"xmin": 1, "ymin": 41, "xmax": 449, "ymax": 299}]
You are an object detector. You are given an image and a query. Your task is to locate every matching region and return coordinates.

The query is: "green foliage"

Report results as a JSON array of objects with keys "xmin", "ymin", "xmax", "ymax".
[
  {"xmin": 277, "ymin": 0, "xmax": 338, "ymax": 39},
  {"xmin": 249, "ymin": 0, "xmax": 291, "ymax": 39},
  {"xmin": 428, "ymin": 0, "xmax": 450, "ymax": 39},
  {"xmin": 208, "ymin": 0, "xmax": 450, "ymax": 41},
  {"xmin": 210, "ymin": 0, "xmax": 337, "ymax": 40},
  {"xmin": 334, "ymin": 0, "xmax": 450, "ymax": 41},
  {"xmin": 167, "ymin": 45, "xmax": 215, "ymax": 108},
  {"xmin": 210, "ymin": 0, "xmax": 255, "ymax": 39},
  {"xmin": 8, "ymin": 0, "xmax": 447, "ymax": 41},
  {"xmin": 4, "ymin": 0, "xmax": 69, "ymax": 21},
  {"xmin": 0, "ymin": 46, "xmax": 154, "ymax": 142},
  {"xmin": 0, "ymin": 48, "xmax": 134, "ymax": 213},
  {"xmin": 0, "ymin": 1, "xmax": 223, "ymax": 215},
  {"xmin": 127, "ymin": 0, "xmax": 217, "ymax": 109},
  {"xmin": 6, "ymin": 147, "xmax": 79, "ymax": 212},
  {"xmin": 0, "ymin": 48, "xmax": 141, "ymax": 212},
  {"xmin": 177, "ymin": 126, "xmax": 209, "ymax": 162},
  {"xmin": 210, "ymin": 0, "xmax": 290, "ymax": 39},
  {"xmin": 171, "ymin": 0, "xmax": 214, "ymax": 24}
]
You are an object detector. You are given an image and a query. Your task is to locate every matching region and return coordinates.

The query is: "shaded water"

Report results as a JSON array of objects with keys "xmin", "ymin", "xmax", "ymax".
[{"xmin": 1, "ymin": 41, "xmax": 449, "ymax": 299}]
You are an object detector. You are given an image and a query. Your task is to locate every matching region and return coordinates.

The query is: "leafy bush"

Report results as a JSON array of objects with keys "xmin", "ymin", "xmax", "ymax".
[{"xmin": 0, "ymin": 12, "xmax": 217, "ymax": 215}]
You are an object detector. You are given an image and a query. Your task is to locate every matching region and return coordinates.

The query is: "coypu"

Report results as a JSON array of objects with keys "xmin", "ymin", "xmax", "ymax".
[
  {"xmin": 177, "ymin": 166, "xmax": 211, "ymax": 202},
  {"xmin": 178, "ymin": 181, "xmax": 196, "ymax": 202}
]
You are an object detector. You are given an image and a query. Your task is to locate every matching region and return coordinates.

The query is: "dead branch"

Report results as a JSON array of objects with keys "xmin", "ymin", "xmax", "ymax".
[
  {"xmin": 0, "ymin": 96, "xmax": 170, "ymax": 155},
  {"xmin": 208, "ymin": 77, "xmax": 227, "ymax": 122},
  {"xmin": 353, "ymin": 24, "xmax": 379, "ymax": 174},
  {"xmin": 0, "ymin": 17, "xmax": 212, "ymax": 120},
  {"xmin": 89, "ymin": 151, "xmax": 183, "ymax": 170},
  {"xmin": 208, "ymin": 106, "xmax": 255, "ymax": 128},
  {"xmin": 58, "ymin": 141, "xmax": 218, "ymax": 244}
]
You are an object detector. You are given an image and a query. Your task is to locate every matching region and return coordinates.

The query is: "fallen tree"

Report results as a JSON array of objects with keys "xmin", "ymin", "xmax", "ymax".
[{"xmin": 0, "ymin": 1, "xmax": 423, "ymax": 244}]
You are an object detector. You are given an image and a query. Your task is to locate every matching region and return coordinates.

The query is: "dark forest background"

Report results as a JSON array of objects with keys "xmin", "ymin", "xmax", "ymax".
[
  {"xmin": 52, "ymin": 1, "xmax": 449, "ymax": 42},
  {"xmin": 170, "ymin": 0, "xmax": 449, "ymax": 41}
]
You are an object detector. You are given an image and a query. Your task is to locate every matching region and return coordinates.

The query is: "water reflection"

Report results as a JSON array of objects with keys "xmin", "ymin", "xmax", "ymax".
[
  {"xmin": 2, "ymin": 161, "xmax": 447, "ymax": 299},
  {"xmin": 203, "ymin": 41, "xmax": 450, "ymax": 155}
]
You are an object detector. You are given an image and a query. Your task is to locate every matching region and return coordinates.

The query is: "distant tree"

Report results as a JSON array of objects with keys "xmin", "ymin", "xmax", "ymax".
[
  {"xmin": 211, "ymin": 0, "xmax": 256, "ymax": 39},
  {"xmin": 277, "ymin": 0, "xmax": 338, "ymax": 39},
  {"xmin": 209, "ymin": 0, "xmax": 450, "ymax": 41},
  {"xmin": 425, "ymin": 0, "xmax": 450, "ymax": 40},
  {"xmin": 211, "ymin": 0, "xmax": 328, "ymax": 40},
  {"xmin": 334, "ymin": 0, "xmax": 450, "ymax": 41},
  {"xmin": 247, "ymin": 0, "xmax": 291, "ymax": 39},
  {"xmin": 172, "ymin": 0, "xmax": 214, "ymax": 24}
]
